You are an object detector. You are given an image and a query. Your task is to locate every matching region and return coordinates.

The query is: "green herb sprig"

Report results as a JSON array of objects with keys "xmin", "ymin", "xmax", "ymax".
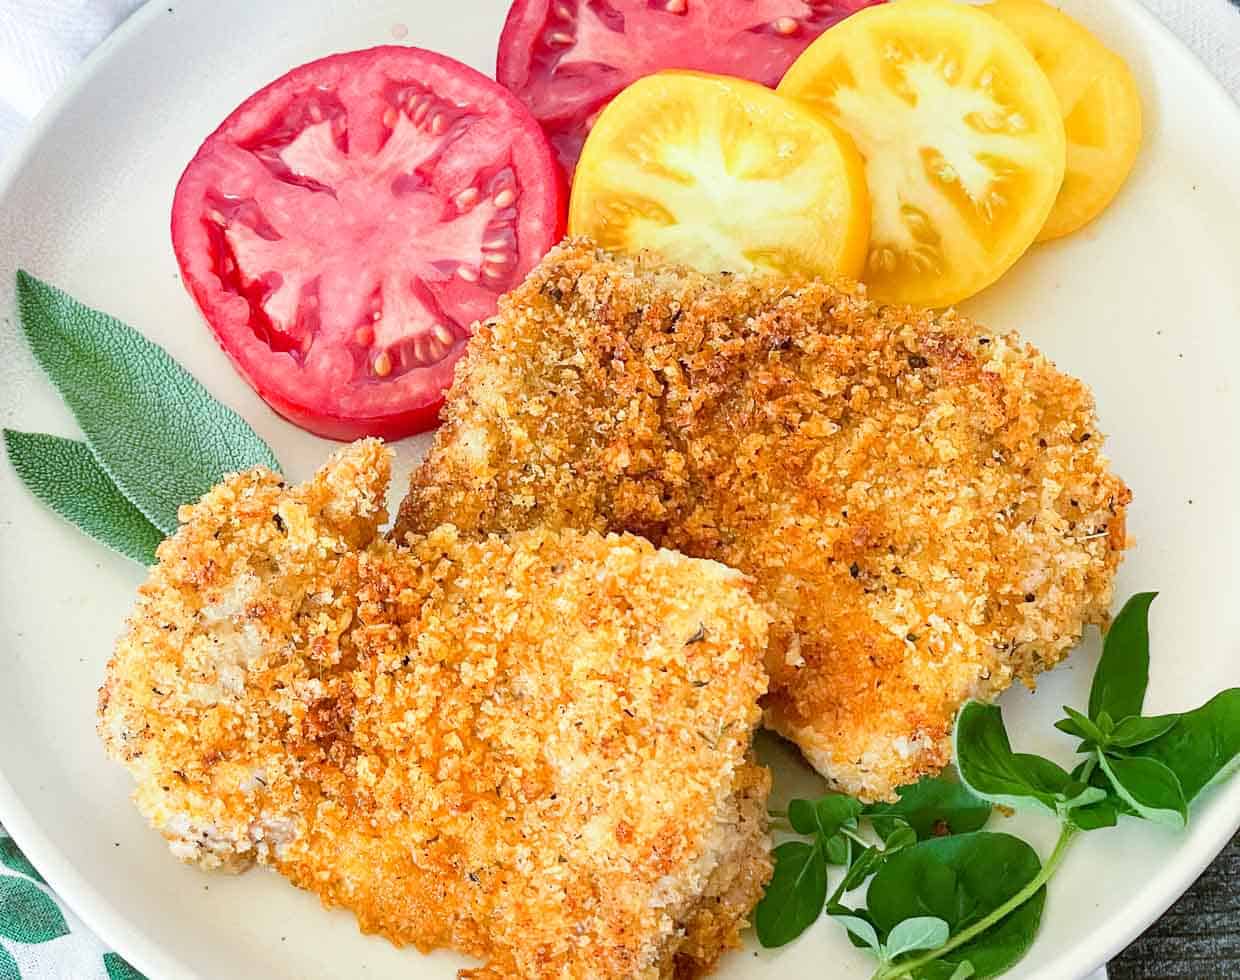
[
  {"xmin": 4, "ymin": 273, "xmax": 281, "ymax": 562},
  {"xmin": 757, "ymin": 592, "xmax": 1240, "ymax": 979}
]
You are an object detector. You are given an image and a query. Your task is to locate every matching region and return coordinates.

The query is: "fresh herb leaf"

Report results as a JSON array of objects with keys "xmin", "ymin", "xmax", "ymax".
[
  {"xmin": 827, "ymin": 903, "xmax": 882, "ymax": 950},
  {"xmin": 840, "ymin": 844, "xmax": 885, "ymax": 892},
  {"xmin": 883, "ymin": 824, "xmax": 919, "ymax": 854},
  {"xmin": 867, "ymin": 833, "xmax": 1046, "ymax": 979},
  {"xmin": 1057, "ymin": 706, "xmax": 1106, "ymax": 747},
  {"xmin": 1128, "ymin": 689, "xmax": 1240, "ymax": 802},
  {"xmin": 3, "ymin": 430, "xmax": 163, "ymax": 565},
  {"xmin": 1107, "ymin": 714, "xmax": 1180, "ymax": 749},
  {"xmin": 786, "ymin": 798, "xmax": 816, "ymax": 835},
  {"xmin": 755, "ymin": 839, "xmax": 827, "ymax": 947},
  {"xmin": 1066, "ymin": 797, "xmax": 1120, "ymax": 831},
  {"xmin": 831, "ymin": 912, "xmax": 883, "ymax": 954},
  {"xmin": 788, "ymin": 793, "xmax": 862, "ymax": 838},
  {"xmin": 16, "ymin": 271, "xmax": 280, "ymax": 535},
  {"xmin": 824, "ymin": 832, "xmax": 851, "ymax": 866},
  {"xmin": 954, "ymin": 702, "xmax": 1105, "ymax": 815},
  {"xmin": 1067, "ymin": 760, "xmax": 1133, "ymax": 830},
  {"xmin": 1099, "ymin": 753, "xmax": 1188, "ymax": 827},
  {"xmin": 885, "ymin": 916, "xmax": 952, "ymax": 958},
  {"xmin": 1088, "ymin": 592, "xmax": 1157, "ymax": 722},
  {"xmin": 865, "ymin": 775, "xmax": 992, "ymax": 841}
]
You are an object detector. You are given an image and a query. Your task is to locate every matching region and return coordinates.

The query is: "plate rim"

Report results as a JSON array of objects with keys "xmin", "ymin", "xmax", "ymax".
[{"xmin": 0, "ymin": 1, "xmax": 1237, "ymax": 978}]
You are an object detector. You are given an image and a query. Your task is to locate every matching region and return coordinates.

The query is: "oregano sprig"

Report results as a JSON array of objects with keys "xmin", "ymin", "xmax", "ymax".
[{"xmin": 757, "ymin": 592, "xmax": 1240, "ymax": 979}]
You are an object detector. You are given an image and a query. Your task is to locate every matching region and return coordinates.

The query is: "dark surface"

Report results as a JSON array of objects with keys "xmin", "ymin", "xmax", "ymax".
[
  {"xmin": 1115, "ymin": 10, "xmax": 1240, "ymax": 978},
  {"xmin": 1109, "ymin": 831, "xmax": 1239, "ymax": 978}
]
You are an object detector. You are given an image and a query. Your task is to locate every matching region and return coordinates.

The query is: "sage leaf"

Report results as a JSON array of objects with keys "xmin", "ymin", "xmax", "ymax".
[
  {"xmin": 755, "ymin": 840, "xmax": 827, "ymax": 947},
  {"xmin": 4, "ymin": 430, "xmax": 163, "ymax": 565},
  {"xmin": 0, "ymin": 944, "xmax": 16, "ymax": 979},
  {"xmin": 867, "ymin": 833, "xmax": 1045, "ymax": 979},
  {"xmin": 1108, "ymin": 714, "xmax": 1180, "ymax": 749},
  {"xmin": 1089, "ymin": 592, "xmax": 1157, "ymax": 722},
  {"xmin": 954, "ymin": 702, "xmax": 1104, "ymax": 815},
  {"xmin": 16, "ymin": 271, "xmax": 280, "ymax": 535},
  {"xmin": 831, "ymin": 913, "xmax": 882, "ymax": 954},
  {"xmin": 866, "ymin": 775, "xmax": 992, "ymax": 840},
  {"xmin": 0, "ymin": 874, "xmax": 69, "ymax": 943},
  {"xmin": 1099, "ymin": 753, "xmax": 1187, "ymax": 827},
  {"xmin": 1128, "ymin": 690, "xmax": 1240, "ymax": 801},
  {"xmin": 886, "ymin": 916, "xmax": 951, "ymax": 959}
]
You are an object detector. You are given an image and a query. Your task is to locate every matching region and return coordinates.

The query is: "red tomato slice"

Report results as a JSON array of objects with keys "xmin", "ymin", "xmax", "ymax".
[
  {"xmin": 496, "ymin": 0, "xmax": 883, "ymax": 177},
  {"xmin": 172, "ymin": 46, "xmax": 566, "ymax": 441}
]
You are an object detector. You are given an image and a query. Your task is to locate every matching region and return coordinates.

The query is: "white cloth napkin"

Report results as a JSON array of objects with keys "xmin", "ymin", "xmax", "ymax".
[
  {"xmin": 0, "ymin": 0, "xmax": 143, "ymax": 152},
  {"xmin": 0, "ymin": 0, "xmax": 1235, "ymax": 158},
  {"xmin": 0, "ymin": 1, "xmax": 1236, "ymax": 978},
  {"xmin": 1146, "ymin": 0, "xmax": 1240, "ymax": 96}
]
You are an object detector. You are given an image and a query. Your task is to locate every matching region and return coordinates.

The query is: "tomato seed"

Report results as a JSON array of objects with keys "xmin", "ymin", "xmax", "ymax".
[
  {"xmin": 373, "ymin": 352, "xmax": 393, "ymax": 377},
  {"xmin": 458, "ymin": 266, "xmax": 479, "ymax": 283},
  {"xmin": 433, "ymin": 324, "xmax": 454, "ymax": 345},
  {"xmin": 493, "ymin": 189, "xmax": 516, "ymax": 208},
  {"xmin": 383, "ymin": 107, "xmax": 397, "ymax": 128},
  {"xmin": 355, "ymin": 325, "xmax": 375, "ymax": 347},
  {"xmin": 666, "ymin": 0, "xmax": 686, "ymax": 13},
  {"xmin": 773, "ymin": 17, "xmax": 799, "ymax": 36},
  {"xmin": 548, "ymin": 31, "xmax": 573, "ymax": 45}
]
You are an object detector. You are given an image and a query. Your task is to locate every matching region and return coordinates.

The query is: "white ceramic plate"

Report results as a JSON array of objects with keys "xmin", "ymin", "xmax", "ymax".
[{"xmin": 1, "ymin": 1, "xmax": 1237, "ymax": 978}]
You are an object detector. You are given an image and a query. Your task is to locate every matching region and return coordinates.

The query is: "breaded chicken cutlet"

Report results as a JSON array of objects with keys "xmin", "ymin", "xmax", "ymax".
[
  {"xmin": 98, "ymin": 440, "xmax": 772, "ymax": 979},
  {"xmin": 395, "ymin": 240, "xmax": 1131, "ymax": 802}
]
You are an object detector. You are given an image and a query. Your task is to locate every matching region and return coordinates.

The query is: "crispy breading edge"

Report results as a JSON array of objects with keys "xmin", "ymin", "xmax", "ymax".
[
  {"xmin": 99, "ymin": 439, "xmax": 774, "ymax": 978},
  {"xmin": 396, "ymin": 239, "xmax": 1131, "ymax": 802}
]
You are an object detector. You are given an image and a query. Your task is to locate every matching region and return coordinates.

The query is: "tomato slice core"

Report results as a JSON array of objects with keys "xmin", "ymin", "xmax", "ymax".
[
  {"xmin": 172, "ymin": 46, "xmax": 565, "ymax": 441},
  {"xmin": 496, "ymin": 0, "xmax": 882, "ymax": 177}
]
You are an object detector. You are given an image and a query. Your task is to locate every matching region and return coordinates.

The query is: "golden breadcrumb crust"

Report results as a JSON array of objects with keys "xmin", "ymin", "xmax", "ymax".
[
  {"xmin": 98, "ymin": 440, "xmax": 771, "ymax": 978},
  {"xmin": 395, "ymin": 240, "xmax": 1131, "ymax": 802}
]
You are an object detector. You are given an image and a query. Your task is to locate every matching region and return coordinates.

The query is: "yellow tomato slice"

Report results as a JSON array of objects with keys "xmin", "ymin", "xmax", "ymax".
[
  {"xmin": 778, "ymin": 0, "xmax": 1065, "ymax": 308},
  {"xmin": 569, "ymin": 71, "xmax": 870, "ymax": 281},
  {"xmin": 985, "ymin": 0, "xmax": 1142, "ymax": 242}
]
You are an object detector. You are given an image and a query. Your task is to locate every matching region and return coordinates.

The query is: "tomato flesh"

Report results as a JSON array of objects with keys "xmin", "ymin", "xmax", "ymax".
[
  {"xmin": 172, "ymin": 46, "xmax": 566, "ymax": 441},
  {"xmin": 496, "ymin": 0, "xmax": 883, "ymax": 177}
]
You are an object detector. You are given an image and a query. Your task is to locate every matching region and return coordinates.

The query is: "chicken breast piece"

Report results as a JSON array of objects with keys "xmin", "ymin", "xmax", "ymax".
[
  {"xmin": 99, "ymin": 440, "xmax": 771, "ymax": 979},
  {"xmin": 395, "ymin": 241, "xmax": 1131, "ymax": 802}
]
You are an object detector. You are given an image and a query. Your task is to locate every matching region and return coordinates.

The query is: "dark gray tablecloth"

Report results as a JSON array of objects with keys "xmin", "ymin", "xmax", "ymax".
[{"xmin": 1111, "ymin": 832, "xmax": 1240, "ymax": 977}]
